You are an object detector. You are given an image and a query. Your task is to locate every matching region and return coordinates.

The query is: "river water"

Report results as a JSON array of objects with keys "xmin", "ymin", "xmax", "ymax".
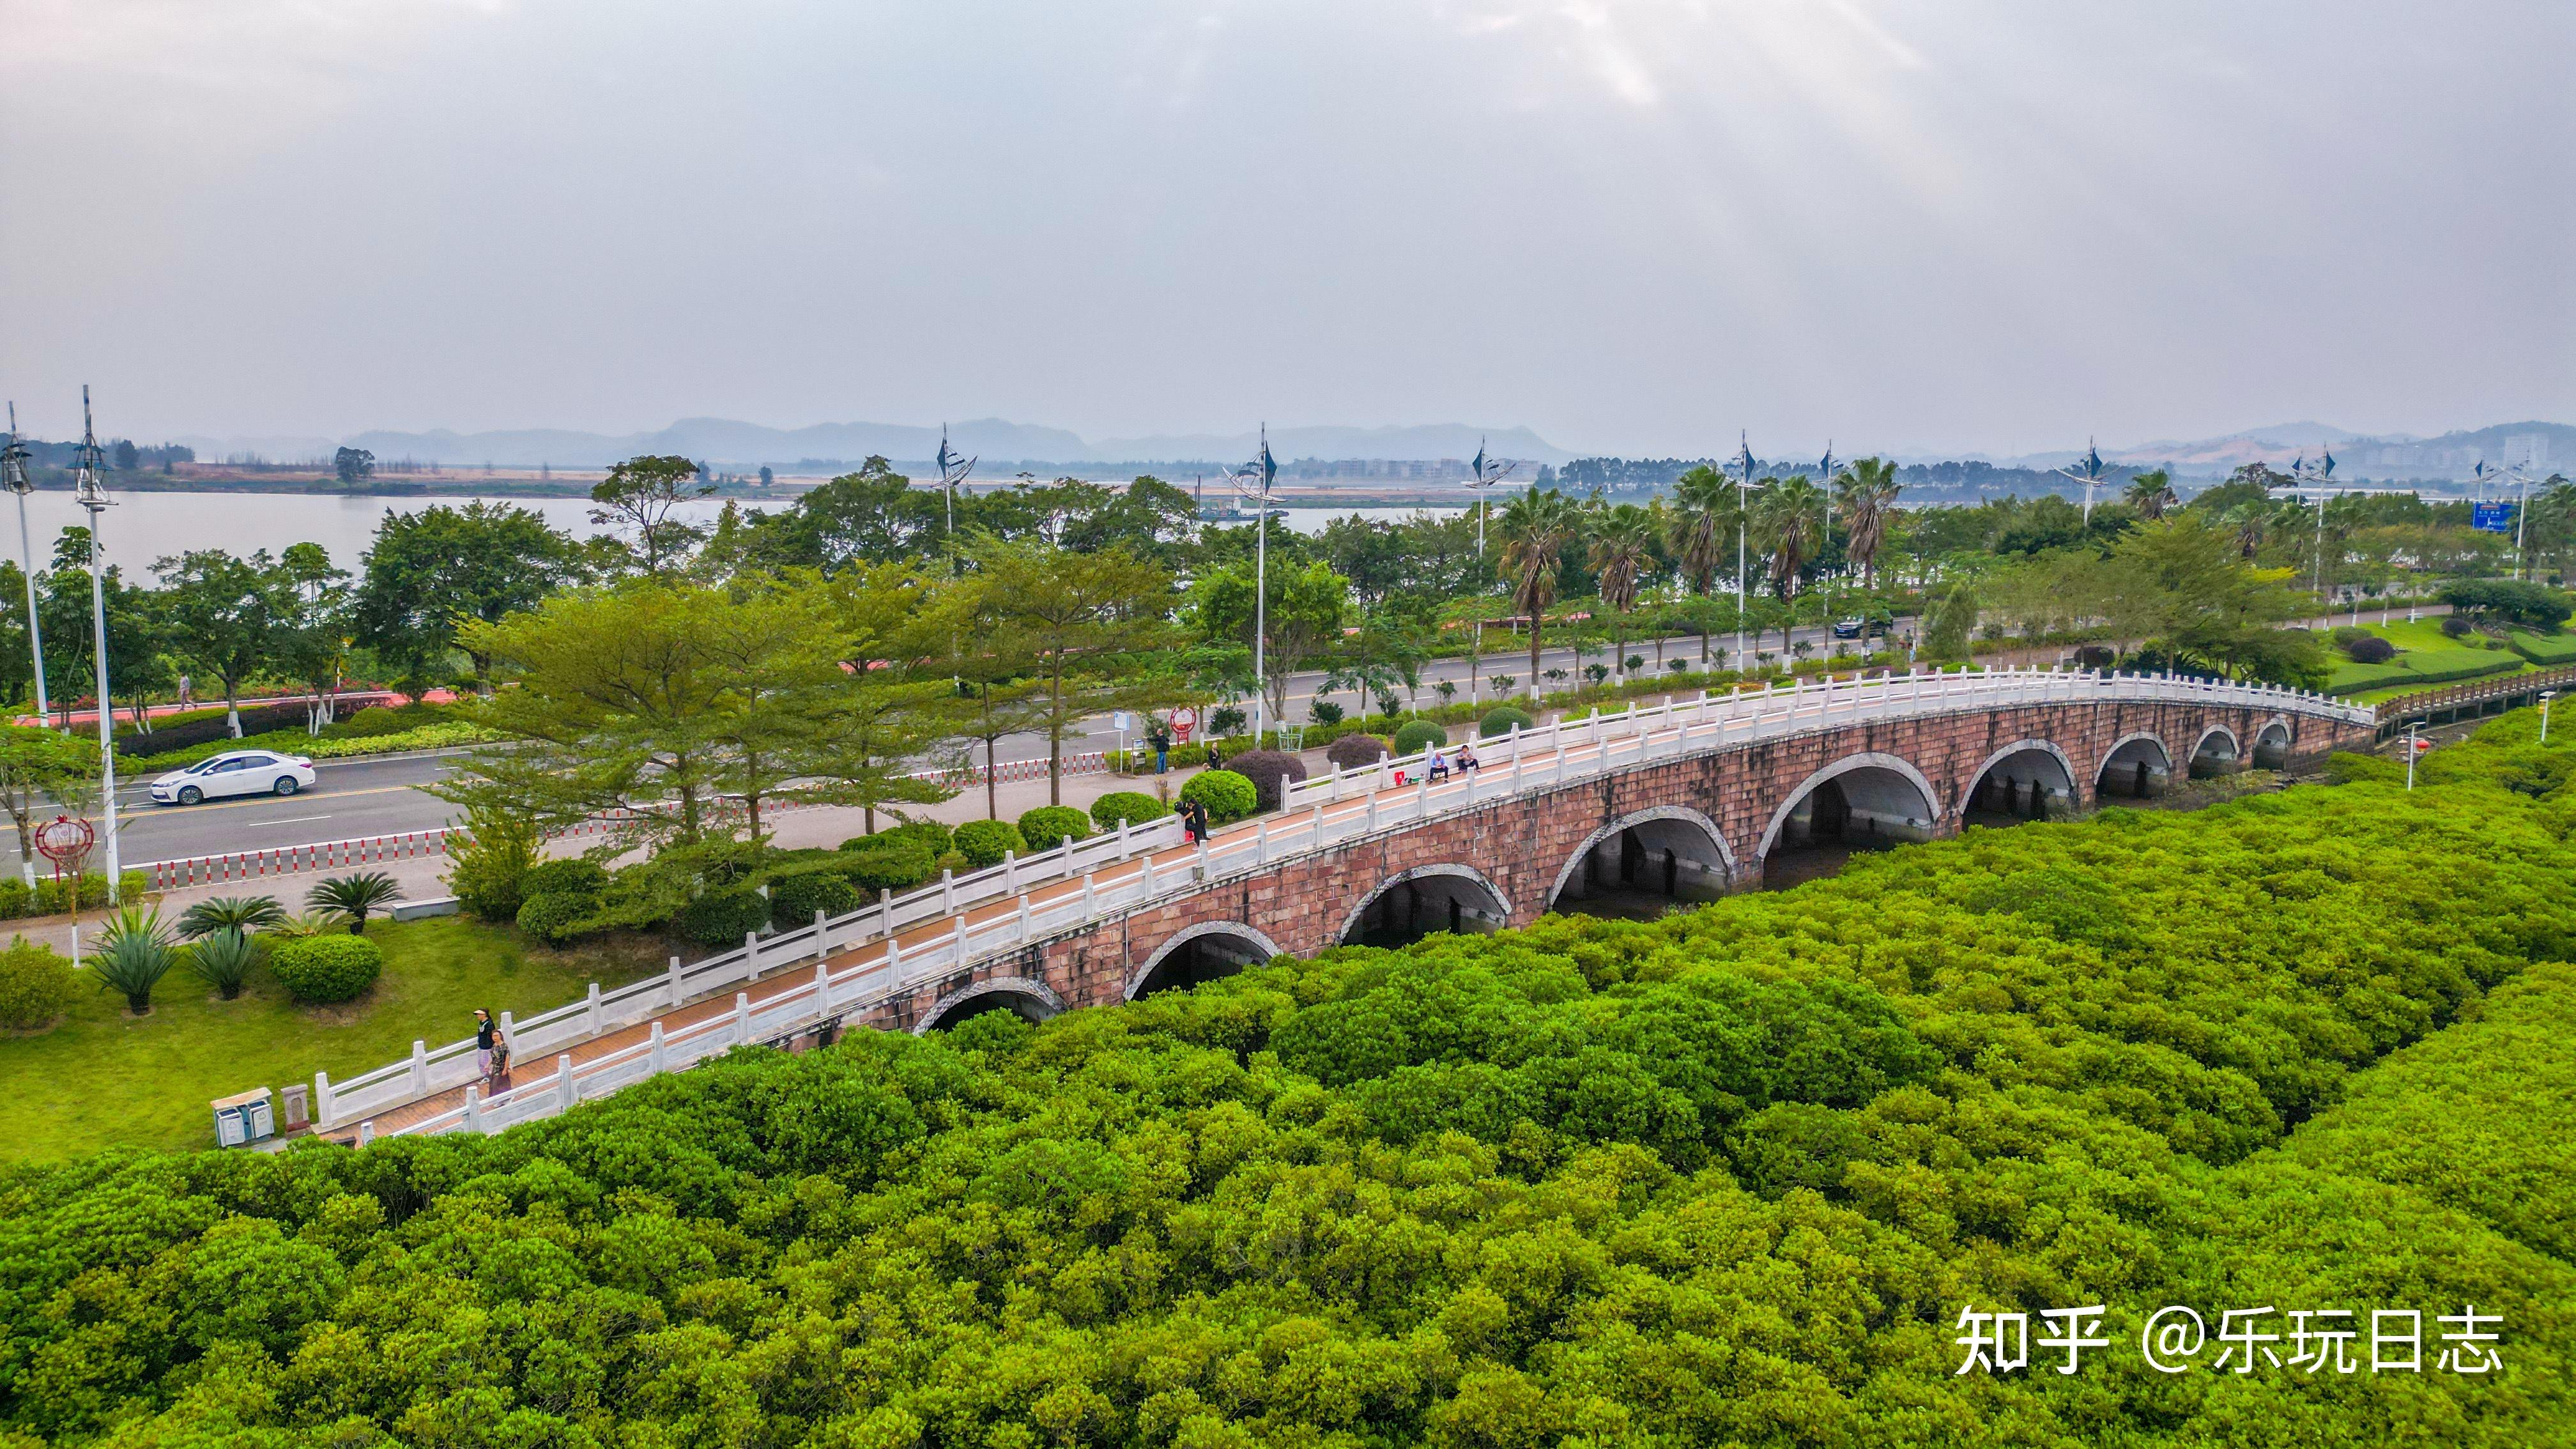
[{"xmin": 6, "ymin": 491, "xmax": 1466, "ymax": 572}]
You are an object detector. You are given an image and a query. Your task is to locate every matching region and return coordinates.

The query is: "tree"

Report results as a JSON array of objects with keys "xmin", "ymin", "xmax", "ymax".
[
  {"xmin": 1833, "ymin": 457, "xmax": 1903, "ymax": 589},
  {"xmin": 111, "ymin": 439, "xmax": 139, "ymax": 472},
  {"xmin": 1186, "ymin": 558, "xmax": 1348, "ymax": 732},
  {"xmin": 270, "ymin": 542, "xmax": 354, "ymax": 732},
  {"xmin": 1587, "ymin": 503, "xmax": 1657, "ymax": 682},
  {"xmin": 1751, "ymin": 476, "xmax": 1827, "ymax": 652},
  {"xmin": 589, "ymin": 455, "xmax": 713, "ymax": 578},
  {"xmin": 1496, "ymin": 487, "xmax": 1580, "ymax": 699},
  {"xmin": 0, "ymin": 725, "xmax": 92, "ymax": 884},
  {"xmin": 2098, "ymin": 515, "xmax": 2329, "ymax": 687},
  {"xmin": 2122, "ymin": 468, "xmax": 2178, "ymax": 521},
  {"xmin": 154, "ymin": 548, "xmax": 287, "ymax": 737},
  {"xmin": 1664, "ymin": 465, "xmax": 1742, "ymax": 664},
  {"xmin": 353, "ymin": 502, "xmax": 578, "ymax": 693},
  {"xmin": 967, "ymin": 537, "xmax": 1176, "ymax": 803},
  {"xmin": 333, "ymin": 447, "xmax": 374, "ymax": 484}
]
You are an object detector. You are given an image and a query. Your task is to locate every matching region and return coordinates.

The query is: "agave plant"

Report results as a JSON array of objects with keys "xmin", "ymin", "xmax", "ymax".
[
  {"xmin": 307, "ymin": 872, "xmax": 402, "ymax": 934},
  {"xmin": 176, "ymin": 894, "xmax": 288, "ymax": 941},
  {"xmin": 91, "ymin": 905, "xmax": 178, "ymax": 1015},
  {"xmin": 186, "ymin": 927, "xmax": 261, "ymax": 1000}
]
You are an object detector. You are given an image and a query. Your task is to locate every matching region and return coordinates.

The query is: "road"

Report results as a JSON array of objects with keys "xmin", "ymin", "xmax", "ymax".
[{"xmin": 30, "ymin": 620, "xmax": 1900, "ymax": 873}]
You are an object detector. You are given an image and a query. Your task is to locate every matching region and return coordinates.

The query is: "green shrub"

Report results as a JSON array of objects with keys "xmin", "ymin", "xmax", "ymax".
[
  {"xmin": 1178, "ymin": 769, "xmax": 1257, "ymax": 825},
  {"xmin": 768, "ymin": 869, "xmax": 861, "ymax": 929},
  {"xmin": 267, "ymin": 933, "xmax": 384, "ymax": 1004},
  {"xmin": 1325, "ymin": 733, "xmax": 1390, "ymax": 769},
  {"xmin": 184, "ymin": 928, "xmax": 262, "ymax": 1000},
  {"xmin": 1392, "ymin": 720, "xmax": 1448, "ymax": 755},
  {"xmin": 514, "ymin": 891, "xmax": 597, "ymax": 948},
  {"xmin": 523, "ymin": 859, "xmax": 610, "ymax": 900},
  {"xmin": 952, "ymin": 820, "xmax": 1026, "ymax": 870},
  {"xmin": 0, "ymin": 935, "xmax": 77, "ymax": 1029},
  {"xmin": 933, "ymin": 850, "xmax": 970, "ymax": 878},
  {"xmin": 1309, "ymin": 700, "xmax": 1344, "ymax": 726},
  {"xmin": 2510, "ymin": 629, "xmax": 2576, "ymax": 665},
  {"xmin": 1478, "ymin": 706, "xmax": 1535, "ymax": 738},
  {"xmin": 1089, "ymin": 791, "xmax": 1164, "ymax": 831},
  {"xmin": 0, "ymin": 878, "xmax": 29, "ymax": 921},
  {"xmin": 835, "ymin": 841, "xmax": 937, "ymax": 895},
  {"xmin": 678, "ymin": 889, "xmax": 771, "ymax": 947},
  {"xmin": 1016, "ymin": 806, "xmax": 1091, "ymax": 852},
  {"xmin": 449, "ymin": 808, "xmax": 540, "ymax": 923},
  {"xmin": 860, "ymin": 820, "xmax": 953, "ymax": 858}
]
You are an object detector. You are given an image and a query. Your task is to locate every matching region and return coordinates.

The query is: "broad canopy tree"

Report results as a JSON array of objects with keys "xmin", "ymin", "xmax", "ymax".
[{"xmin": 354, "ymin": 501, "xmax": 577, "ymax": 693}]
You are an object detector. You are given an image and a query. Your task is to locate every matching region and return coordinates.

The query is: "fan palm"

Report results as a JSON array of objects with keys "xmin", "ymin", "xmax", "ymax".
[
  {"xmin": 92, "ymin": 905, "xmax": 177, "ymax": 1015},
  {"xmin": 1752, "ymin": 476, "xmax": 1828, "ymax": 650},
  {"xmin": 308, "ymin": 871, "xmax": 402, "ymax": 934},
  {"xmin": 187, "ymin": 928, "xmax": 261, "ymax": 1000},
  {"xmin": 1495, "ymin": 487, "xmax": 1582, "ymax": 699},
  {"xmin": 2122, "ymin": 468, "xmax": 2178, "ymax": 521},
  {"xmin": 1665, "ymin": 465, "xmax": 1741, "ymax": 663},
  {"xmin": 176, "ymin": 894, "xmax": 288, "ymax": 941},
  {"xmin": 1832, "ymin": 457, "xmax": 1904, "ymax": 590},
  {"xmin": 1588, "ymin": 503, "xmax": 1658, "ymax": 684}
]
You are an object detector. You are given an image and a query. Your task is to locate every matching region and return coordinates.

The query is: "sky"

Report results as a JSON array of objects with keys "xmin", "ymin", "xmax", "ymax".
[{"xmin": 1, "ymin": 0, "xmax": 2568, "ymax": 458}]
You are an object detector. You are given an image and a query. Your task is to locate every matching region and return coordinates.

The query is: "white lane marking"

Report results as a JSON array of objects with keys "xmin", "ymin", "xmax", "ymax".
[{"xmin": 243, "ymin": 815, "xmax": 334, "ymax": 827}]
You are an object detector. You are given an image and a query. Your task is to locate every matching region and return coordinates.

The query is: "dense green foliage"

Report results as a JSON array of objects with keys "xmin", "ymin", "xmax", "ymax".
[
  {"xmin": 1016, "ymin": 806, "xmax": 1092, "ymax": 853},
  {"xmin": 766, "ymin": 869, "xmax": 862, "ymax": 931},
  {"xmin": 832, "ymin": 840, "xmax": 937, "ymax": 895},
  {"xmin": 514, "ymin": 891, "xmax": 597, "ymax": 949},
  {"xmin": 1089, "ymin": 791, "xmax": 1165, "ymax": 831},
  {"xmin": 953, "ymin": 820, "xmax": 1028, "ymax": 870},
  {"xmin": 264, "ymin": 933, "xmax": 385, "ymax": 1004},
  {"xmin": 0, "ymin": 936, "xmax": 76, "ymax": 1030},
  {"xmin": 5, "ymin": 717, "xmax": 2573, "ymax": 1444},
  {"xmin": 1176, "ymin": 767, "xmax": 1257, "ymax": 824},
  {"xmin": 1393, "ymin": 719, "xmax": 1448, "ymax": 755},
  {"xmin": 182, "ymin": 928, "xmax": 261, "ymax": 1000},
  {"xmin": 1479, "ymin": 705, "xmax": 1535, "ymax": 737},
  {"xmin": 676, "ymin": 889, "xmax": 770, "ymax": 948}
]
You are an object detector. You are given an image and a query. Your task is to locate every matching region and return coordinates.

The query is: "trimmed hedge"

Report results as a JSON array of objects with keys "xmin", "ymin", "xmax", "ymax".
[
  {"xmin": 834, "ymin": 841, "xmax": 937, "ymax": 895},
  {"xmin": 1479, "ymin": 705, "xmax": 1535, "ymax": 737},
  {"xmin": 769, "ymin": 870, "xmax": 861, "ymax": 929},
  {"xmin": 268, "ymin": 933, "xmax": 383, "ymax": 1004},
  {"xmin": 1016, "ymin": 806, "xmax": 1091, "ymax": 852},
  {"xmin": 953, "ymin": 820, "xmax": 1026, "ymax": 870},
  {"xmin": 678, "ymin": 890, "xmax": 770, "ymax": 947},
  {"xmin": 1089, "ymin": 792, "xmax": 1163, "ymax": 831},
  {"xmin": 1226, "ymin": 749, "xmax": 1308, "ymax": 812},
  {"xmin": 1325, "ymin": 733, "xmax": 1390, "ymax": 769},
  {"xmin": 0, "ymin": 936, "xmax": 77, "ymax": 1030},
  {"xmin": 515, "ymin": 891, "xmax": 595, "ymax": 948},
  {"xmin": 2327, "ymin": 647, "xmax": 2524, "ymax": 696},
  {"xmin": 1177, "ymin": 769, "xmax": 1257, "ymax": 825},
  {"xmin": 2510, "ymin": 630, "xmax": 2576, "ymax": 665},
  {"xmin": 1392, "ymin": 720, "xmax": 1448, "ymax": 755}
]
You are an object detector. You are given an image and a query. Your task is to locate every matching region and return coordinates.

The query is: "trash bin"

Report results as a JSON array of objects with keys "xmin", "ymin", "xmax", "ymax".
[{"xmin": 210, "ymin": 1087, "xmax": 275, "ymax": 1148}]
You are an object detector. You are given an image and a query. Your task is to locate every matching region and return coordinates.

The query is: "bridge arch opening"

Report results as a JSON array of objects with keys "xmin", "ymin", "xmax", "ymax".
[
  {"xmin": 1127, "ymin": 923, "xmax": 1280, "ymax": 1000},
  {"xmin": 1961, "ymin": 742, "xmax": 2077, "ymax": 825},
  {"xmin": 1758, "ymin": 753, "xmax": 1939, "ymax": 889},
  {"xmin": 2189, "ymin": 726, "xmax": 2242, "ymax": 779},
  {"xmin": 1549, "ymin": 807, "xmax": 1734, "ymax": 918},
  {"xmin": 1340, "ymin": 865, "xmax": 1512, "ymax": 948},
  {"xmin": 2096, "ymin": 734, "xmax": 2173, "ymax": 801},
  {"xmin": 2252, "ymin": 719, "xmax": 2293, "ymax": 770},
  {"xmin": 914, "ymin": 976, "xmax": 1062, "ymax": 1034}
]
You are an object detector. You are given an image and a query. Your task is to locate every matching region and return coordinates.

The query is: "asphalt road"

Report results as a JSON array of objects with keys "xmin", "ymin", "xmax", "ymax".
[{"xmin": 37, "ymin": 619, "xmax": 1901, "ymax": 871}]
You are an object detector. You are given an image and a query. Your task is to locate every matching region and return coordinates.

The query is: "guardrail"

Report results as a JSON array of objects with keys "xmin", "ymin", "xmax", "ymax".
[
  {"xmin": 2370, "ymin": 665, "xmax": 2576, "ymax": 737},
  {"xmin": 339, "ymin": 664, "xmax": 2366, "ymax": 1142}
]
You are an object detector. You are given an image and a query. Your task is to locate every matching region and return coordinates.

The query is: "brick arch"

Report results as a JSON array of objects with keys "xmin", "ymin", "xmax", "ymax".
[
  {"xmin": 2096, "ymin": 730, "xmax": 2174, "ymax": 779},
  {"xmin": 2252, "ymin": 714, "xmax": 2295, "ymax": 766},
  {"xmin": 1124, "ymin": 921, "xmax": 1284, "ymax": 1000},
  {"xmin": 2190, "ymin": 724, "xmax": 2241, "ymax": 761},
  {"xmin": 912, "ymin": 975, "xmax": 1064, "ymax": 1034},
  {"xmin": 1545, "ymin": 805, "xmax": 1738, "ymax": 907},
  {"xmin": 1336, "ymin": 863, "xmax": 1514, "ymax": 946},
  {"xmin": 1754, "ymin": 751, "xmax": 1943, "ymax": 861},
  {"xmin": 1956, "ymin": 739, "xmax": 2080, "ymax": 816}
]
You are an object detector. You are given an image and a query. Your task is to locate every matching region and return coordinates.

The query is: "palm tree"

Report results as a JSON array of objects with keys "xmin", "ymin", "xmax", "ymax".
[
  {"xmin": 1665, "ymin": 465, "xmax": 1739, "ymax": 663},
  {"xmin": 1752, "ymin": 476, "xmax": 1828, "ymax": 652},
  {"xmin": 1832, "ymin": 457, "xmax": 1903, "ymax": 590},
  {"xmin": 176, "ymin": 894, "xmax": 288, "ymax": 941},
  {"xmin": 308, "ymin": 871, "xmax": 402, "ymax": 935},
  {"xmin": 2123, "ymin": 469, "xmax": 2178, "ymax": 521},
  {"xmin": 1496, "ymin": 487, "xmax": 1581, "ymax": 702},
  {"xmin": 1588, "ymin": 503, "xmax": 1657, "ymax": 684}
]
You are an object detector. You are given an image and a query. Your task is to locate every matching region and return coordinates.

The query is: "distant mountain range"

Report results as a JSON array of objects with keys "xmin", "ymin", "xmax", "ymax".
[{"xmin": 162, "ymin": 415, "xmax": 2566, "ymax": 480}]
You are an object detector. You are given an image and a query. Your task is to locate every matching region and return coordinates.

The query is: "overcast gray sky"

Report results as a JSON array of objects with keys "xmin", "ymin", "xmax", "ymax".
[{"xmin": 1, "ymin": 1, "xmax": 2567, "ymax": 456}]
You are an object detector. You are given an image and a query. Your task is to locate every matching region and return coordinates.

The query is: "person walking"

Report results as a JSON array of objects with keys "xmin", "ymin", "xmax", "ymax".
[
  {"xmin": 489, "ymin": 1028, "xmax": 514, "ymax": 1094},
  {"xmin": 473, "ymin": 1008, "xmax": 498, "ymax": 1082}
]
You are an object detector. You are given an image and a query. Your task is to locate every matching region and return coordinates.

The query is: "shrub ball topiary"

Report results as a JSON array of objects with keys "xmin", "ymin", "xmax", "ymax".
[
  {"xmin": 882, "ymin": 820, "xmax": 954, "ymax": 857},
  {"xmin": 1016, "ymin": 806, "xmax": 1091, "ymax": 852},
  {"xmin": 1177, "ymin": 769, "xmax": 1258, "ymax": 825},
  {"xmin": 836, "ymin": 841, "xmax": 936, "ymax": 895},
  {"xmin": 268, "ymin": 933, "xmax": 385, "ymax": 1004},
  {"xmin": 523, "ymin": 859, "xmax": 610, "ymax": 900},
  {"xmin": 1090, "ymin": 791, "xmax": 1163, "ymax": 832},
  {"xmin": 2440, "ymin": 615, "xmax": 2472, "ymax": 638},
  {"xmin": 0, "ymin": 935, "xmax": 77, "ymax": 1030},
  {"xmin": 2343, "ymin": 635, "xmax": 2396, "ymax": 664},
  {"xmin": 768, "ymin": 869, "xmax": 862, "ymax": 929},
  {"xmin": 1479, "ymin": 706, "xmax": 1535, "ymax": 738},
  {"xmin": 953, "ymin": 820, "xmax": 1028, "ymax": 870},
  {"xmin": 1392, "ymin": 720, "xmax": 1448, "ymax": 755},
  {"xmin": 515, "ymin": 891, "xmax": 597, "ymax": 948},
  {"xmin": 678, "ymin": 889, "xmax": 772, "ymax": 947},
  {"xmin": 1326, "ymin": 733, "xmax": 1390, "ymax": 770},
  {"xmin": 1225, "ymin": 749, "xmax": 1309, "ymax": 812}
]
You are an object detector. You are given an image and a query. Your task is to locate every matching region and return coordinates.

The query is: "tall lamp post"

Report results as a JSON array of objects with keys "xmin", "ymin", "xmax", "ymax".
[
  {"xmin": 1462, "ymin": 439, "xmax": 1514, "ymax": 703},
  {"xmin": 2054, "ymin": 438, "xmax": 2108, "ymax": 525},
  {"xmin": 2404, "ymin": 721, "xmax": 2422, "ymax": 791},
  {"xmin": 1815, "ymin": 443, "xmax": 1837, "ymax": 632},
  {"xmin": 1228, "ymin": 427, "xmax": 1280, "ymax": 746},
  {"xmin": 2286, "ymin": 448, "xmax": 2338, "ymax": 607},
  {"xmin": 0, "ymin": 406, "xmax": 47, "ymax": 725},
  {"xmin": 1730, "ymin": 433, "xmax": 1756, "ymax": 673},
  {"xmin": 935, "ymin": 427, "xmax": 976, "ymax": 689},
  {"xmin": 72, "ymin": 388, "xmax": 118, "ymax": 903},
  {"xmin": 2542, "ymin": 690, "xmax": 2557, "ymax": 744}
]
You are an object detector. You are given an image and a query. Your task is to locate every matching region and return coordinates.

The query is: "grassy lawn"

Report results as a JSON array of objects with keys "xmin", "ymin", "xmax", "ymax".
[
  {"xmin": 2326, "ymin": 619, "xmax": 2527, "ymax": 696},
  {"xmin": 0, "ymin": 917, "xmax": 662, "ymax": 1163}
]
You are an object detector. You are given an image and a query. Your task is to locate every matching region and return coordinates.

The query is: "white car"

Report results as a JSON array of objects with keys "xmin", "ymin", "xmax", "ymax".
[{"xmin": 149, "ymin": 750, "xmax": 318, "ymax": 806}]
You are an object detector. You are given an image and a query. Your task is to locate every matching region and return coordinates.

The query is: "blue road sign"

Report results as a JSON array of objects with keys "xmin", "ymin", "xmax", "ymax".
[{"xmin": 2472, "ymin": 502, "xmax": 2517, "ymax": 533}]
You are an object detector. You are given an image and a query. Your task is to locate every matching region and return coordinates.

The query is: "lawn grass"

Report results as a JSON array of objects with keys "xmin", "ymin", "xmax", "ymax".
[
  {"xmin": 0, "ymin": 917, "xmax": 662, "ymax": 1163},
  {"xmin": 2325, "ymin": 618, "xmax": 2527, "ymax": 695}
]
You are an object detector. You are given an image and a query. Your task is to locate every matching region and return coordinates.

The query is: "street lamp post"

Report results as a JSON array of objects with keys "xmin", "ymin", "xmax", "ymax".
[
  {"xmin": 1462, "ymin": 440, "xmax": 1514, "ymax": 704},
  {"xmin": 2053, "ymin": 438, "xmax": 2107, "ymax": 525},
  {"xmin": 2542, "ymin": 690, "xmax": 2557, "ymax": 744},
  {"xmin": 0, "ymin": 405, "xmax": 47, "ymax": 726},
  {"xmin": 1228, "ymin": 428, "xmax": 1280, "ymax": 746},
  {"xmin": 2405, "ymin": 721, "xmax": 2421, "ymax": 792},
  {"xmin": 72, "ymin": 388, "xmax": 118, "ymax": 903},
  {"xmin": 1731, "ymin": 433, "xmax": 1754, "ymax": 673}
]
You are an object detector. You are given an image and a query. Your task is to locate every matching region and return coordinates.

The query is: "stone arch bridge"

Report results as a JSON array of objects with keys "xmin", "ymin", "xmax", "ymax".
[{"xmin": 337, "ymin": 669, "xmax": 2372, "ymax": 1140}]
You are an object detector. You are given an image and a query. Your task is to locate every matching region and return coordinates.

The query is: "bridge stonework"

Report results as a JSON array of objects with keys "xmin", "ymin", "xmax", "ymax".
[{"xmin": 872, "ymin": 696, "xmax": 2369, "ymax": 1032}]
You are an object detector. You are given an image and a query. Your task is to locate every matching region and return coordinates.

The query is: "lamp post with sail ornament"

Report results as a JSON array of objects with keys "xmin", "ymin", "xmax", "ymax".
[
  {"xmin": 1462, "ymin": 439, "xmax": 1515, "ymax": 703},
  {"xmin": 72, "ymin": 388, "xmax": 121, "ymax": 903},
  {"xmin": 1730, "ymin": 433, "xmax": 1756, "ymax": 672},
  {"xmin": 0, "ymin": 405, "xmax": 47, "ymax": 726},
  {"xmin": 2055, "ymin": 438, "xmax": 2109, "ymax": 525},
  {"xmin": 1225, "ymin": 429, "xmax": 1281, "ymax": 746}
]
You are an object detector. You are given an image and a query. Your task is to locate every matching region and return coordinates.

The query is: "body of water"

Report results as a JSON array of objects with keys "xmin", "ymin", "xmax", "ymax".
[{"xmin": 0, "ymin": 491, "xmax": 1471, "ymax": 572}]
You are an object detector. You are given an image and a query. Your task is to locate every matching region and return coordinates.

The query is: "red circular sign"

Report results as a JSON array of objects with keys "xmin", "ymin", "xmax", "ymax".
[
  {"xmin": 34, "ymin": 815, "xmax": 93, "ymax": 865},
  {"xmin": 1169, "ymin": 707, "xmax": 1199, "ymax": 744}
]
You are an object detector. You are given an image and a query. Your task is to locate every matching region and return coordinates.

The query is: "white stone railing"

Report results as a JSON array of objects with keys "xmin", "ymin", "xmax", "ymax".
[{"xmin": 348, "ymin": 664, "xmax": 2366, "ymax": 1142}]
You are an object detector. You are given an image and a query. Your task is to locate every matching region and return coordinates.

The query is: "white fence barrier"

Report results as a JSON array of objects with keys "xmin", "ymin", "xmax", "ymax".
[{"xmin": 325, "ymin": 665, "xmax": 2368, "ymax": 1142}]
